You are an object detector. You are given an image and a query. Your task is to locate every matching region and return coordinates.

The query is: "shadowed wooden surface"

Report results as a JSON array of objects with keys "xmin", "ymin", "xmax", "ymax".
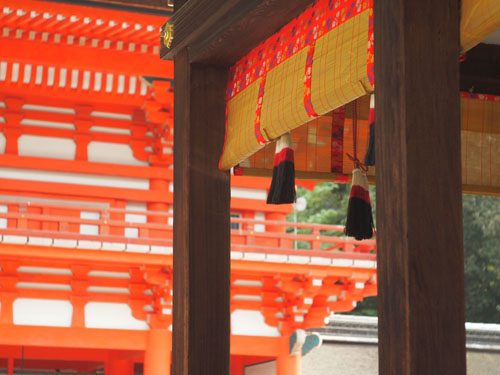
[
  {"xmin": 374, "ymin": 0, "xmax": 466, "ymax": 374},
  {"xmin": 162, "ymin": 0, "xmax": 313, "ymax": 64},
  {"xmin": 172, "ymin": 48, "xmax": 230, "ymax": 375},
  {"xmin": 460, "ymin": 43, "xmax": 500, "ymax": 95}
]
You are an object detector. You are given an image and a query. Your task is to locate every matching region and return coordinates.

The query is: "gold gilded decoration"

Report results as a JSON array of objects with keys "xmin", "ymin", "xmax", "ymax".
[{"xmin": 162, "ymin": 23, "xmax": 174, "ymax": 49}]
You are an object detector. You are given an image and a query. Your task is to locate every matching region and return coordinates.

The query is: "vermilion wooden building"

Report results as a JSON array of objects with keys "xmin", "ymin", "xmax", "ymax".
[{"xmin": 0, "ymin": 1, "xmax": 380, "ymax": 374}]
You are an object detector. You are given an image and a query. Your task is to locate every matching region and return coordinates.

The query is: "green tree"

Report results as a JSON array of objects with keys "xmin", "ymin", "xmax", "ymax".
[
  {"xmin": 289, "ymin": 182, "xmax": 500, "ymax": 322},
  {"xmin": 463, "ymin": 194, "xmax": 500, "ymax": 323}
]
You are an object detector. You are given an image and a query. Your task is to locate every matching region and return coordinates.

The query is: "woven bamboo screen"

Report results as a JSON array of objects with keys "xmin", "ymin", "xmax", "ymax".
[
  {"xmin": 461, "ymin": 0, "xmax": 500, "ymax": 52},
  {"xmin": 220, "ymin": 0, "xmax": 500, "ymax": 194},
  {"xmin": 238, "ymin": 93, "xmax": 500, "ymax": 194},
  {"xmin": 461, "ymin": 93, "xmax": 500, "ymax": 189},
  {"xmin": 219, "ymin": 0, "xmax": 374, "ymax": 170},
  {"xmin": 239, "ymin": 95, "xmax": 374, "ymax": 183}
]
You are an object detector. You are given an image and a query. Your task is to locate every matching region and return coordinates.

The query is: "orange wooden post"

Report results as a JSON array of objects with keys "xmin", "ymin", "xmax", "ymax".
[
  {"xmin": 106, "ymin": 354, "xmax": 134, "ymax": 375},
  {"xmin": 276, "ymin": 337, "xmax": 301, "ymax": 375},
  {"xmin": 144, "ymin": 329, "xmax": 171, "ymax": 375},
  {"xmin": 230, "ymin": 357, "xmax": 245, "ymax": 375},
  {"xmin": 311, "ymin": 226, "xmax": 322, "ymax": 250},
  {"xmin": 266, "ymin": 212, "xmax": 288, "ymax": 248},
  {"xmin": 148, "ymin": 179, "xmax": 169, "ymax": 224},
  {"xmin": 7, "ymin": 357, "xmax": 13, "ymax": 375},
  {"xmin": 147, "ymin": 178, "xmax": 169, "ymax": 238}
]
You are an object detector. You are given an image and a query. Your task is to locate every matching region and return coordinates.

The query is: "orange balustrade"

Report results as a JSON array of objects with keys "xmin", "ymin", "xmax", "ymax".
[{"xmin": 0, "ymin": 198, "xmax": 376, "ymax": 257}]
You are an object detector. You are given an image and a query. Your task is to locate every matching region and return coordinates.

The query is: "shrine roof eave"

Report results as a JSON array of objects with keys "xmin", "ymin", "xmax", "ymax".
[{"xmin": 161, "ymin": 0, "xmax": 312, "ymax": 65}]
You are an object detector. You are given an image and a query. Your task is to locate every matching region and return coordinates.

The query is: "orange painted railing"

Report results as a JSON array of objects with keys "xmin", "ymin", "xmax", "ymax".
[{"xmin": 0, "ymin": 199, "xmax": 376, "ymax": 257}]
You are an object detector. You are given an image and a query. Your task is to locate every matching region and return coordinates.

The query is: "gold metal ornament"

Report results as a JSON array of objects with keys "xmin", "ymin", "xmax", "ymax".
[{"xmin": 162, "ymin": 23, "xmax": 174, "ymax": 49}]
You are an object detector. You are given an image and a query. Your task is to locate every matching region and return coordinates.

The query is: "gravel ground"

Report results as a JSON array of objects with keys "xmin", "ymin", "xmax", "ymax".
[{"xmin": 301, "ymin": 343, "xmax": 500, "ymax": 375}]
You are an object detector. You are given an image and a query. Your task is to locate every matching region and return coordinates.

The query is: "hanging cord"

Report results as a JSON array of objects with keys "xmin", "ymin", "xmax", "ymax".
[{"xmin": 346, "ymin": 102, "xmax": 368, "ymax": 171}]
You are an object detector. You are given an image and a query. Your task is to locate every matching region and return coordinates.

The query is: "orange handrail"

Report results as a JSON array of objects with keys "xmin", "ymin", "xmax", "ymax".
[{"xmin": 0, "ymin": 199, "xmax": 376, "ymax": 256}]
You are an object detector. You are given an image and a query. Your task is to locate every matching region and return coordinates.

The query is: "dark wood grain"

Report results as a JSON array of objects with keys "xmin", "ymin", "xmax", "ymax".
[
  {"xmin": 374, "ymin": 0, "xmax": 466, "ymax": 374},
  {"xmin": 460, "ymin": 43, "xmax": 500, "ymax": 95},
  {"xmin": 172, "ymin": 49, "xmax": 230, "ymax": 375},
  {"xmin": 174, "ymin": 0, "xmax": 188, "ymax": 11},
  {"xmin": 161, "ymin": 0, "xmax": 313, "ymax": 65}
]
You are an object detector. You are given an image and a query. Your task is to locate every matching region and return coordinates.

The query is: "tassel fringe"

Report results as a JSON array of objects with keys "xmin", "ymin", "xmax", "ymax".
[
  {"xmin": 345, "ymin": 168, "xmax": 374, "ymax": 240},
  {"xmin": 267, "ymin": 133, "xmax": 296, "ymax": 204}
]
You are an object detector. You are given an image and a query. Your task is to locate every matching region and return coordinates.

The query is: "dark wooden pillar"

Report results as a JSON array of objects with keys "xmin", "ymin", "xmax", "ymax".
[
  {"xmin": 374, "ymin": 0, "xmax": 466, "ymax": 374},
  {"xmin": 173, "ymin": 48, "xmax": 230, "ymax": 374}
]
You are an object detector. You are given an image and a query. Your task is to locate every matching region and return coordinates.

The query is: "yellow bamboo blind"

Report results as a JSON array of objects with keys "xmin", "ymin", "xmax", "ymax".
[
  {"xmin": 461, "ymin": 0, "xmax": 500, "ymax": 52},
  {"xmin": 240, "ymin": 94, "xmax": 500, "ymax": 194},
  {"xmin": 310, "ymin": 10, "xmax": 372, "ymax": 116}
]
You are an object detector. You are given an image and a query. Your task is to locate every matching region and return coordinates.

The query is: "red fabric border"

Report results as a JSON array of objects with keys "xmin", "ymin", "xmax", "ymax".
[
  {"xmin": 304, "ymin": 42, "xmax": 318, "ymax": 118},
  {"xmin": 460, "ymin": 92, "xmax": 500, "ymax": 102},
  {"xmin": 331, "ymin": 106, "xmax": 345, "ymax": 174},
  {"xmin": 254, "ymin": 76, "xmax": 267, "ymax": 145},
  {"xmin": 226, "ymin": 0, "xmax": 373, "ymax": 101}
]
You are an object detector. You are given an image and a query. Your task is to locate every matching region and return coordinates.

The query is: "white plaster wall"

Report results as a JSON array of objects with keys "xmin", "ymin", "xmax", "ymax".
[
  {"xmin": 231, "ymin": 187, "xmax": 267, "ymax": 200},
  {"xmin": 88, "ymin": 142, "xmax": 148, "ymax": 166},
  {"xmin": 84, "ymin": 302, "xmax": 149, "ymax": 330},
  {"xmin": 125, "ymin": 201, "xmax": 147, "ymax": 238},
  {"xmin": 231, "ymin": 310, "xmax": 280, "ymax": 337},
  {"xmin": 0, "ymin": 132, "xmax": 6, "ymax": 153},
  {"xmin": 13, "ymin": 298, "xmax": 73, "ymax": 327},
  {"xmin": 80, "ymin": 211, "xmax": 100, "ymax": 235},
  {"xmin": 18, "ymin": 135, "xmax": 76, "ymax": 160},
  {"xmin": 254, "ymin": 212, "xmax": 266, "ymax": 233},
  {"xmin": 0, "ymin": 204, "xmax": 7, "ymax": 229},
  {"xmin": 0, "ymin": 167, "xmax": 149, "ymax": 190}
]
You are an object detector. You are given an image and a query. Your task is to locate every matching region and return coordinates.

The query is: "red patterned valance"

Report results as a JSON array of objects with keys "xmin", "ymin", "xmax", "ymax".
[
  {"xmin": 226, "ymin": 0, "xmax": 374, "ymax": 101},
  {"xmin": 220, "ymin": 0, "xmax": 374, "ymax": 170}
]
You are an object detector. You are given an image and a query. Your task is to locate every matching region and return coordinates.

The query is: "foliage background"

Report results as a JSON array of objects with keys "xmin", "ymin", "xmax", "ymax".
[{"xmin": 288, "ymin": 183, "xmax": 500, "ymax": 323}]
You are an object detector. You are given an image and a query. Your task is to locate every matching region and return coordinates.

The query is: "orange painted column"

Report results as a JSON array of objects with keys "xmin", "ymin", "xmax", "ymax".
[
  {"xmin": 144, "ymin": 329, "xmax": 171, "ymax": 375},
  {"xmin": 106, "ymin": 355, "xmax": 134, "ymax": 375},
  {"xmin": 276, "ymin": 337, "xmax": 301, "ymax": 375},
  {"xmin": 148, "ymin": 178, "xmax": 170, "ymax": 239},
  {"xmin": 7, "ymin": 357, "xmax": 13, "ymax": 375},
  {"xmin": 266, "ymin": 212, "xmax": 290, "ymax": 248},
  {"xmin": 230, "ymin": 356, "xmax": 245, "ymax": 375}
]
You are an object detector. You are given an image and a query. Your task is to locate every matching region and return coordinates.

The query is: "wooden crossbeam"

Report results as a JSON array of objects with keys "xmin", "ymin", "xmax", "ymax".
[{"xmin": 162, "ymin": 0, "xmax": 313, "ymax": 64}]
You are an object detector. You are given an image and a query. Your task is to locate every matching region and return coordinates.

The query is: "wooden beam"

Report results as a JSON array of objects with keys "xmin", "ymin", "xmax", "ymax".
[
  {"xmin": 172, "ymin": 49, "xmax": 230, "ymax": 375},
  {"xmin": 162, "ymin": 0, "xmax": 312, "ymax": 65},
  {"xmin": 374, "ymin": 0, "xmax": 466, "ymax": 374}
]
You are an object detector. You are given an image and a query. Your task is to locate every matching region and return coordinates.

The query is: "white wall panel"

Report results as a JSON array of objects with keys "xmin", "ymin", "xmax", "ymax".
[
  {"xmin": 231, "ymin": 187, "xmax": 267, "ymax": 200},
  {"xmin": 88, "ymin": 141, "xmax": 148, "ymax": 166},
  {"xmin": 13, "ymin": 298, "xmax": 73, "ymax": 327},
  {"xmin": 18, "ymin": 135, "xmax": 76, "ymax": 160},
  {"xmin": 231, "ymin": 310, "xmax": 280, "ymax": 337},
  {"xmin": 0, "ymin": 133, "xmax": 6, "ymax": 153},
  {"xmin": 0, "ymin": 167, "xmax": 149, "ymax": 190},
  {"xmin": 85, "ymin": 302, "xmax": 149, "ymax": 330}
]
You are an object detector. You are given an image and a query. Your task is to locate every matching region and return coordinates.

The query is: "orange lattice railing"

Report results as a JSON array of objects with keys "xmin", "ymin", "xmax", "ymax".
[{"xmin": 0, "ymin": 198, "xmax": 376, "ymax": 258}]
